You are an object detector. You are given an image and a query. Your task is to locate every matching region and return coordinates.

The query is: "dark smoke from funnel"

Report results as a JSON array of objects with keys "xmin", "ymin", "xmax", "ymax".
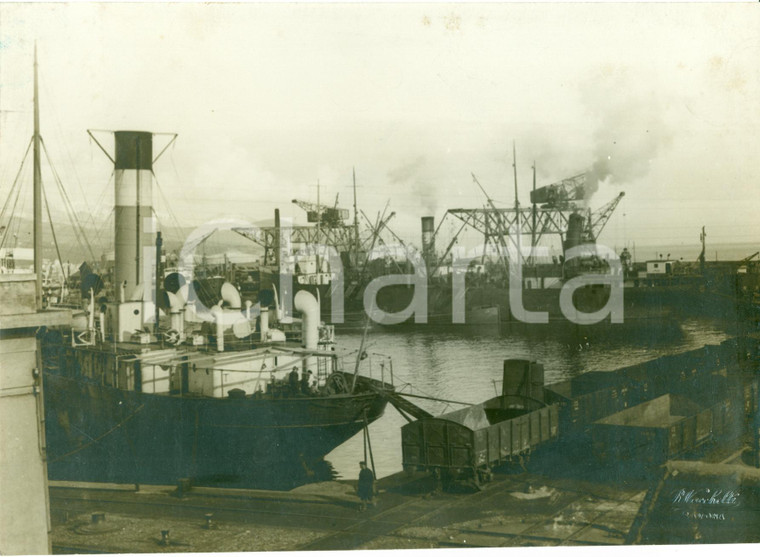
[
  {"xmin": 581, "ymin": 92, "xmax": 673, "ymax": 204},
  {"xmin": 583, "ymin": 157, "xmax": 613, "ymax": 202},
  {"xmin": 387, "ymin": 156, "xmax": 439, "ymax": 215}
]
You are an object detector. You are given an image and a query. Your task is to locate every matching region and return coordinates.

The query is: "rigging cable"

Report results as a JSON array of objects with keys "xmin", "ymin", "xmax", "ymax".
[
  {"xmin": 49, "ymin": 404, "xmax": 146, "ymax": 464},
  {"xmin": 0, "ymin": 137, "xmax": 33, "ymax": 249},
  {"xmin": 151, "ymin": 170, "xmax": 184, "ymax": 244},
  {"xmin": 41, "ymin": 76, "xmax": 101, "ymax": 243},
  {"xmin": 92, "ymin": 208, "xmax": 114, "ymax": 261},
  {"xmin": 42, "ymin": 138, "xmax": 96, "ymax": 255},
  {"xmin": 12, "ymin": 176, "xmax": 30, "ymax": 252},
  {"xmin": 41, "ymin": 179, "xmax": 68, "ymax": 285},
  {"xmin": 165, "ymin": 144, "xmax": 191, "ymax": 240},
  {"xmin": 48, "ymin": 172, "xmax": 92, "ymax": 264},
  {"xmin": 88, "ymin": 171, "xmax": 116, "ymax": 256},
  {"xmin": 41, "ymin": 138, "xmax": 97, "ymax": 261},
  {"xmin": 0, "ymin": 111, "xmax": 26, "ymax": 188},
  {"xmin": 2, "ymin": 158, "xmax": 31, "ymax": 253},
  {"xmin": 94, "ymin": 170, "xmax": 115, "ymax": 211}
]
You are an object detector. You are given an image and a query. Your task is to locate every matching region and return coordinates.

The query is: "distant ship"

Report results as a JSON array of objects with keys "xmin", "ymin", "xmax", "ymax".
[
  {"xmin": 619, "ymin": 238, "xmax": 760, "ymax": 324},
  {"xmin": 359, "ymin": 212, "xmax": 682, "ymax": 341},
  {"xmin": 234, "ymin": 174, "xmax": 690, "ymax": 337}
]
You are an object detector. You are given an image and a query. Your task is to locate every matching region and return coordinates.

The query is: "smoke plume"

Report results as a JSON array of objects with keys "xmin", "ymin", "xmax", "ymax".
[
  {"xmin": 387, "ymin": 156, "xmax": 439, "ymax": 214},
  {"xmin": 581, "ymin": 83, "xmax": 673, "ymax": 202}
]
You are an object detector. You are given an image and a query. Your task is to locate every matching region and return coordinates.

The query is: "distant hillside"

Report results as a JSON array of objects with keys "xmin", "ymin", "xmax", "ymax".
[
  {"xmin": 8, "ymin": 213, "xmax": 754, "ymax": 267},
  {"xmin": 2, "ymin": 216, "xmax": 266, "ymax": 265}
]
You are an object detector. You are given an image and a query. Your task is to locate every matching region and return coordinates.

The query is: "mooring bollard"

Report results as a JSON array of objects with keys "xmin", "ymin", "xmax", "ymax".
[{"xmin": 177, "ymin": 478, "xmax": 192, "ymax": 498}]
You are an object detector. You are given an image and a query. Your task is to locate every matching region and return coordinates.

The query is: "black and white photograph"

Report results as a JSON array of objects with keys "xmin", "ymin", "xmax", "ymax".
[{"xmin": 0, "ymin": 2, "xmax": 759, "ymax": 553}]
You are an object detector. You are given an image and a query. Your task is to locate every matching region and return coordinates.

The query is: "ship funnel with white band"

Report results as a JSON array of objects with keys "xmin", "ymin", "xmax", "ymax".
[{"xmin": 114, "ymin": 131, "xmax": 154, "ymax": 298}]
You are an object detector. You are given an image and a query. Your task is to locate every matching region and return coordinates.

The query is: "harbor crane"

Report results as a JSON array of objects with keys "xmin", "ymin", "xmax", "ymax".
[
  {"xmin": 587, "ymin": 191, "xmax": 626, "ymax": 240},
  {"xmin": 233, "ymin": 222, "xmax": 357, "ymax": 267},
  {"xmin": 438, "ymin": 170, "xmax": 625, "ymax": 266},
  {"xmin": 529, "ymin": 173, "xmax": 587, "ymax": 210},
  {"xmin": 446, "ymin": 190, "xmax": 624, "ymax": 248},
  {"xmin": 292, "ymin": 197, "xmax": 349, "ymax": 228}
]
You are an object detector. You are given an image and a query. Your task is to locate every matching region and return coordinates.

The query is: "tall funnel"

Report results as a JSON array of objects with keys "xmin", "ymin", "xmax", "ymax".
[
  {"xmin": 563, "ymin": 212, "xmax": 585, "ymax": 254},
  {"xmin": 421, "ymin": 216, "xmax": 436, "ymax": 265},
  {"xmin": 114, "ymin": 131, "xmax": 154, "ymax": 296}
]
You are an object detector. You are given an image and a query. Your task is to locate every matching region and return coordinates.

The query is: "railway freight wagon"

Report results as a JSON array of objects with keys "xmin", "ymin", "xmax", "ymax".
[
  {"xmin": 543, "ymin": 337, "xmax": 757, "ymax": 437},
  {"xmin": 401, "ymin": 360, "xmax": 559, "ymax": 486},
  {"xmin": 591, "ymin": 392, "xmax": 747, "ymax": 468}
]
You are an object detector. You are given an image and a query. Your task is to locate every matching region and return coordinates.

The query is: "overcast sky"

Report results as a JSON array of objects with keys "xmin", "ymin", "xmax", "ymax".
[{"xmin": 1, "ymin": 3, "xmax": 759, "ymax": 259}]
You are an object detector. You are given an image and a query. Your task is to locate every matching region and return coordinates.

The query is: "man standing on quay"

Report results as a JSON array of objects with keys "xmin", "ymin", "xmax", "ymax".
[{"xmin": 357, "ymin": 461, "xmax": 375, "ymax": 511}]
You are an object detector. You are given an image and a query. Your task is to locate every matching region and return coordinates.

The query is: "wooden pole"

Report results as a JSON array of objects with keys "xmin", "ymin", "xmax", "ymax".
[{"xmin": 364, "ymin": 412, "xmax": 376, "ymax": 479}]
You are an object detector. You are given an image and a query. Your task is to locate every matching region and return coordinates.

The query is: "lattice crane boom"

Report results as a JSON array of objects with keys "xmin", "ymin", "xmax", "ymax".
[
  {"xmin": 291, "ymin": 198, "xmax": 350, "ymax": 228},
  {"xmin": 529, "ymin": 173, "xmax": 587, "ymax": 210},
  {"xmin": 588, "ymin": 191, "xmax": 625, "ymax": 240},
  {"xmin": 446, "ymin": 189, "xmax": 625, "ymax": 255}
]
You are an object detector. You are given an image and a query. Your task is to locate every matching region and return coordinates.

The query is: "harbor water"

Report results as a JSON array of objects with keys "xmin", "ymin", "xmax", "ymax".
[{"xmin": 326, "ymin": 318, "xmax": 734, "ymax": 481}]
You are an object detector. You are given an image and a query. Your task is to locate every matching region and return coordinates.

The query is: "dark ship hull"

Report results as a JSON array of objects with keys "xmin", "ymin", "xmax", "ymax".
[
  {"xmin": 622, "ymin": 282, "xmax": 745, "ymax": 322},
  {"xmin": 290, "ymin": 256, "xmax": 757, "ymax": 333},
  {"xmin": 366, "ymin": 281, "xmax": 682, "ymax": 339},
  {"xmin": 44, "ymin": 368, "xmax": 387, "ymax": 488}
]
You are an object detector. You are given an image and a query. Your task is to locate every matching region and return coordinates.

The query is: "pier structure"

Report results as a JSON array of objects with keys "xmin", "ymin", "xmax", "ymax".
[
  {"xmin": 0, "ymin": 274, "xmax": 70, "ymax": 554},
  {"xmin": 46, "ymin": 441, "xmax": 760, "ymax": 552}
]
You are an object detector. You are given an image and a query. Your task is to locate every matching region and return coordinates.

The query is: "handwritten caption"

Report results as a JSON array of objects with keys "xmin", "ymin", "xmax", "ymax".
[{"xmin": 672, "ymin": 488, "xmax": 741, "ymax": 522}]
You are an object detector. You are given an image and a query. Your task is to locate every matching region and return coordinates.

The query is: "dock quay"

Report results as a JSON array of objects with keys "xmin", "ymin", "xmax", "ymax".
[
  {"xmin": 49, "ymin": 472, "xmax": 647, "ymax": 552},
  {"xmin": 48, "ymin": 433, "xmax": 759, "ymax": 552}
]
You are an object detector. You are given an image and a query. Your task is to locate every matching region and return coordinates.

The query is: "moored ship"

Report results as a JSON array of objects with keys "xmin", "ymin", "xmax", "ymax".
[
  {"xmin": 42, "ymin": 328, "xmax": 390, "ymax": 487},
  {"xmin": 35, "ymin": 130, "xmax": 393, "ymax": 488}
]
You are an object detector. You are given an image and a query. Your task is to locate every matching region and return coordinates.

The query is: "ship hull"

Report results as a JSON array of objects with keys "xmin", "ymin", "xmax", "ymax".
[
  {"xmin": 368, "ymin": 282, "xmax": 682, "ymax": 335},
  {"xmin": 260, "ymin": 272, "xmax": 712, "ymax": 340},
  {"xmin": 622, "ymin": 283, "xmax": 742, "ymax": 321},
  {"xmin": 44, "ymin": 372, "xmax": 387, "ymax": 488}
]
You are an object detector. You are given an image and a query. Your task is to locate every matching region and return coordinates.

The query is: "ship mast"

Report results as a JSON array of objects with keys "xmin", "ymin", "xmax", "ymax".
[
  {"xmin": 135, "ymin": 139, "xmax": 141, "ymax": 282},
  {"xmin": 531, "ymin": 161, "xmax": 537, "ymax": 265},
  {"xmin": 512, "ymin": 142, "xmax": 519, "ymax": 214},
  {"xmin": 352, "ymin": 167, "xmax": 359, "ymax": 266},
  {"xmin": 512, "ymin": 142, "xmax": 520, "ymax": 261},
  {"xmin": 315, "ymin": 180, "xmax": 321, "ymax": 274},
  {"xmin": 33, "ymin": 44, "xmax": 43, "ymax": 309}
]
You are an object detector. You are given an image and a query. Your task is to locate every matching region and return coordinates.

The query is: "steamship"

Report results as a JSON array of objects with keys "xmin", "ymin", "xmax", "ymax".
[
  {"xmin": 342, "ymin": 213, "xmax": 681, "ymax": 338},
  {"xmin": 250, "ymin": 193, "xmax": 683, "ymax": 334},
  {"xmin": 39, "ymin": 131, "xmax": 392, "ymax": 488}
]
